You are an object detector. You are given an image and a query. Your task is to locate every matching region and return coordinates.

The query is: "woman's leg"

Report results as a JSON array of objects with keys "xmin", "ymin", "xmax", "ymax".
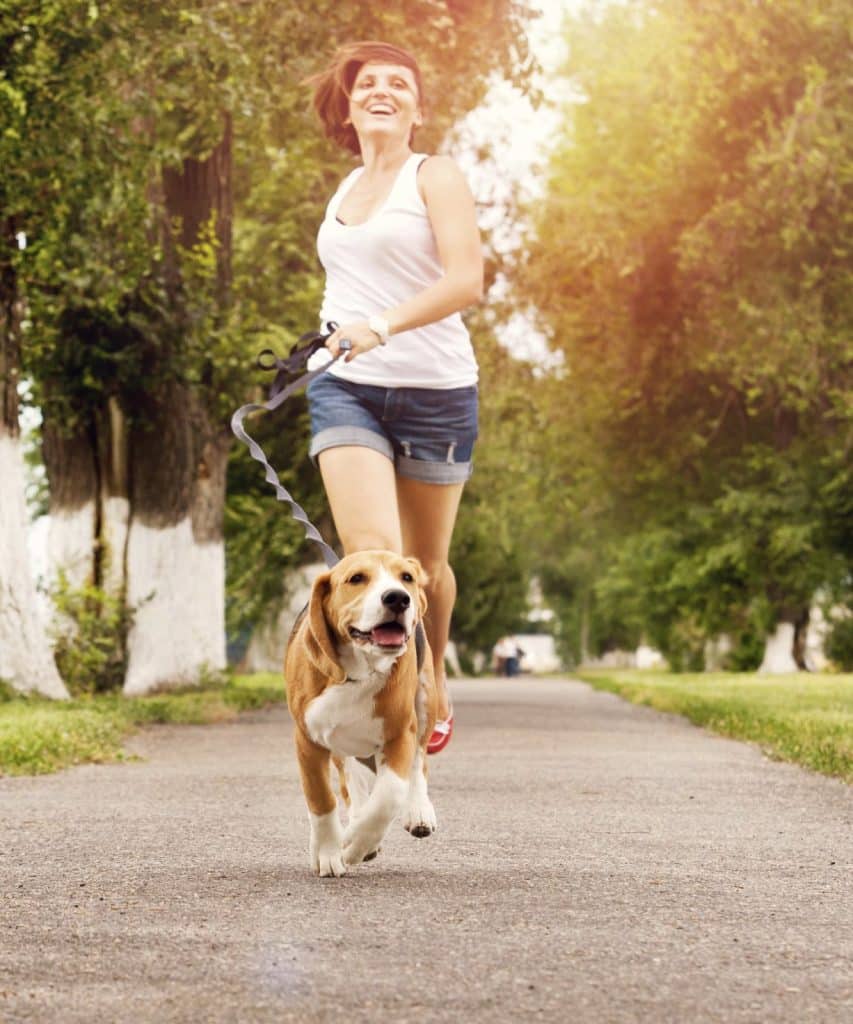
[
  {"xmin": 317, "ymin": 446, "xmax": 402, "ymax": 554},
  {"xmin": 396, "ymin": 476, "xmax": 466, "ymax": 720}
]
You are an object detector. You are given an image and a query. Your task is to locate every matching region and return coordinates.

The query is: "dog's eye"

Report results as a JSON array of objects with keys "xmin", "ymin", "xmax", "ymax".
[
  {"xmin": 401, "ymin": 572, "xmax": 414, "ymax": 582},
  {"xmin": 347, "ymin": 573, "xmax": 366, "ymax": 584}
]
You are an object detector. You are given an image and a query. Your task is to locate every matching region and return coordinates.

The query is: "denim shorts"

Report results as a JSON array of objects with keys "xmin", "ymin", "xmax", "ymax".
[{"xmin": 306, "ymin": 371, "xmax": 478, "ymax": 484}]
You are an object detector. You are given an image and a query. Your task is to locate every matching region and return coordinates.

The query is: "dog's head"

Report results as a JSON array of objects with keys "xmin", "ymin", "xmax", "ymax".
[{"xmin": 305, "ymin": 551, "xmax": 428, "ymax": 679}]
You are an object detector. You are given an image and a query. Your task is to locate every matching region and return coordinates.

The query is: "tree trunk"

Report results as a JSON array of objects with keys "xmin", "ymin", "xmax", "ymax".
[
  {"xmin": 579, "ymin": 592, "xmax": 591, "ymax": 666},
  {"xmin": 791, "ymin": 606, "xmax": 810, "ymax": 671},
  {"xmin": 42, "ymin": 393, "xmax": 131, "ymax": 636},
  {"xmin": 42, "ymin": 415, "xmax": 99, "ymax": 589},
  {"xmin": 123, "ymin": 117, "xmax": 233, "ymax": 694},
  {"xmin": 0, "ymin": 220, "xmax": 68, "ymax": 698},
  {"xmin": 123, "ymin": 384, "xmax": 230, "ymax": 694},
  {"xmin": 37, "ymin": 117, "xmax": 234, "ymax": 696},
  {"xmin": 758, "ymin": 607, "xmax": 810, "ymax": 674}
]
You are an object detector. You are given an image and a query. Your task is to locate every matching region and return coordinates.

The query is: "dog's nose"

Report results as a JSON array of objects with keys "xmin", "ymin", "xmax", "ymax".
[{"xmin": 381, "ymin": 589, "xmax": 410, "ymax": 613}]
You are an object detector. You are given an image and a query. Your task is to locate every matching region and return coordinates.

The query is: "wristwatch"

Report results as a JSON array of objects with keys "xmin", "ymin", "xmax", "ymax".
[{"xmin": 367, "ymin": 315, "xmax": 390, "ymax": 345}]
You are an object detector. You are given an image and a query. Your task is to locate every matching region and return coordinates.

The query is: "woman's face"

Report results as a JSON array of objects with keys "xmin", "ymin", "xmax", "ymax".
[{"xmin": 347, "ymin": 61, "xmax": 422, "ymax": 146}]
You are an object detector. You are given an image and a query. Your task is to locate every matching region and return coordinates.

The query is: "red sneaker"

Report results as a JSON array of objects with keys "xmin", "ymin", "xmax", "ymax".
[{"xmin": 427, "ymin": 708, "xmax": 454, "ymax": 756}]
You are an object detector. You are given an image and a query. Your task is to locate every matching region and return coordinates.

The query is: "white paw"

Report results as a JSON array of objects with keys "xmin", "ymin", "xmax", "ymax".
[
  {"xmin": 342, "ymin": 823, "xmax": 384, "ymax": 866},
  {"xmin": 311, "ymin": 840, "xmax": 347, "ymax": 878},
  {"xmin": 309, "ymin": 809, "xmax": 346, "ymax": 877},
  {"xmin": 401, "ymin": 797, "xmax": 437, "ymax": 838}
]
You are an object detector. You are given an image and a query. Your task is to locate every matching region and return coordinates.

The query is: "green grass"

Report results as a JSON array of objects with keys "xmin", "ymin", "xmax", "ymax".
[
  {"xmin": 575, "ymin": 669, "xmax": 853, "ymax": 783},
  {"xmin": 0, "ymin": 673, "xmax": 286, "ymax": 777}
]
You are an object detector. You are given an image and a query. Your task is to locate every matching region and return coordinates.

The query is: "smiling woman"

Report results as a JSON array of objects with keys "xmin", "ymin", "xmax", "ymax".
[{"xmin": 301, "ymin": 41, "xmax": 485, "ymax": 754}]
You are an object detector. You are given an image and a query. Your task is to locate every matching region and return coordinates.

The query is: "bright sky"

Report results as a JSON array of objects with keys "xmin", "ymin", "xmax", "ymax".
[
  {"xmin": 456, "ymin": 0, "xmax": 572, "ymax": 225},
  {"xmin": 455, "ymin": 0, "xmax": 581, "ymax": 365}
]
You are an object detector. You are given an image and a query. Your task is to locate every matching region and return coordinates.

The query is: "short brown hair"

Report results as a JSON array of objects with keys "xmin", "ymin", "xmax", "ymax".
[{"xmin": 306, "ymin": 41, "xmax": 424, "ymax": 156}]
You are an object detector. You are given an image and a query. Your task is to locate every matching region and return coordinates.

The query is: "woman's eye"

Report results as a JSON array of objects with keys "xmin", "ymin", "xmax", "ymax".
[{"xmin": 348, "ymin": 573, "xmax": 366, "ymax": 584}]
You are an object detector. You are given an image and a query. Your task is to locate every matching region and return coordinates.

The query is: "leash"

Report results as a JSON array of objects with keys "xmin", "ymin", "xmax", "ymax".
[
  {"xmin": 230, "ymin": 322, "xmax": 427, "ymax": 686},
  {"xmin": 229, "ymin": 322, "xmax": 349, "ymax": 569}
]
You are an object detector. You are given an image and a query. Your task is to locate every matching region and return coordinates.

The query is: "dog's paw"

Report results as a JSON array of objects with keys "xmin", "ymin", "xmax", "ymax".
[
  {"xmin": 402, "ymin": 797, "xmax": 437, "ymax": 838},
  {"xmin": 309, "ymin": 809, "xmax": 347, "ymax": 877},
  {"xmin": 342, "ymin": 824, "xmax": 384, "ymax": 866},
  {"xmin": 311, "ymin": 842, "xmax": 347, "ymax": 878}
]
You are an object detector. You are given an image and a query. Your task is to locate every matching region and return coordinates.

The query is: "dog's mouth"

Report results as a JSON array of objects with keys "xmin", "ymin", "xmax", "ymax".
[{"xmin": 348, "ymin": 621, "xmax": 409, "ymax": 649}]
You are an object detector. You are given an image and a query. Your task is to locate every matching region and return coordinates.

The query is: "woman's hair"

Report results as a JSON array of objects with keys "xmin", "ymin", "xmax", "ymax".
[{"xmin": 306, "ymin": 41, "xmax": 424, "ymax": 156}]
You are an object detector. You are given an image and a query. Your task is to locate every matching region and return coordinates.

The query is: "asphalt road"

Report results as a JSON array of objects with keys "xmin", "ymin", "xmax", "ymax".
[{"xmin": 1, "ymin": 677, "xmax": 851, "ymax": 1023}]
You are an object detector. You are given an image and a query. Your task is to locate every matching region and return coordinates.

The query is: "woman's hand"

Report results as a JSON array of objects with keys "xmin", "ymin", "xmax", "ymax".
[{"xmin": 326, "ymin": 321, "xmax": 384, "ymax": 362}]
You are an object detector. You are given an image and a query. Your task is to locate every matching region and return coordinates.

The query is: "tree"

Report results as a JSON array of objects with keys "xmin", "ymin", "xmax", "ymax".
[
  {"xmin": 0, "ymin": 221, "xmax": 68, "ymax": 698},
  {"xmin": 518, "ymin": 0, "xmax": 852, "ymax": 670},
  {"xmin": 0, "ymin": 0, "xmax": 116, "ymax": 697}
]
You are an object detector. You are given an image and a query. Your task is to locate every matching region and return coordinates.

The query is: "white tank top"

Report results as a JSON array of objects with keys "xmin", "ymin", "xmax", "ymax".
[{"xmin": 317, "ymin": 152, "xmax": 478, "ymax": 389}]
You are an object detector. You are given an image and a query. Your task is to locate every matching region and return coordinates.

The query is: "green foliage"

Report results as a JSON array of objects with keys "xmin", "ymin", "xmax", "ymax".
[
  {"xmin": 450, "ymin": 498, "xmax": 529, "ymax": 664},
  {"xmin": 448, "ymin": 327, "xmax": 546, "ymax": 662},
  {"xmin": 578, "ymin": 669, "xmax": 853, "ymax": 782},
  {"xmin": 825, "ymin": 617, "xmax": 853, "ymax": 672},
  {"xmin": 3, "ymin": 0, "xmax": 541, "ymax": 661},
  {"xmin": 49, "ymin": 572, "xmax": 136, "ymax": 695},
  {"xmin": 517, "ymin": 0, "xmax": 853, "ymax": 666}
]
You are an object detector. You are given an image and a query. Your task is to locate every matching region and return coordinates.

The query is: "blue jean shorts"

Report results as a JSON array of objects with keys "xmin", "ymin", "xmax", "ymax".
[{"xmin": 306, "ymin": 372, "xmax": 479, "ymax": 484}]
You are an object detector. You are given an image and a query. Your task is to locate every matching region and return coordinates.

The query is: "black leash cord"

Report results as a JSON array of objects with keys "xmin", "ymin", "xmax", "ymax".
[{"xmin": 229, "ymin": 325, "xmax": 350, "ymax": 570}]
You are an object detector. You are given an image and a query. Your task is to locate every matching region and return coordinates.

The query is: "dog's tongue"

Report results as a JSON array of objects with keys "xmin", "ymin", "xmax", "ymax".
[{"xmin": 371, "ymin": 623, "xmax": 407, "ymax": 647}]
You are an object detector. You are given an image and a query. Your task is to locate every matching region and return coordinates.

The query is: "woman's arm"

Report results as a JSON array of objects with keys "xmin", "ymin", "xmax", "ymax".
[{"xmin": 327, "ymin": 155, "xmax": 483, "ymax": 361}]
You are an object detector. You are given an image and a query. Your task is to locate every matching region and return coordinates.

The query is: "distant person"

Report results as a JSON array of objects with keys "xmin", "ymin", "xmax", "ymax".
[{"xmin": 494, "ymin": 635, "xmax": 518, "ymax": 677}]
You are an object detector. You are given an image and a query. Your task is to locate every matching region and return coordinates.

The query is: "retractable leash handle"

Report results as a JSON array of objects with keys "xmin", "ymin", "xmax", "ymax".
[{"xmin": 229, "ymin": 323, "xmax": 350, "ymax": 570}]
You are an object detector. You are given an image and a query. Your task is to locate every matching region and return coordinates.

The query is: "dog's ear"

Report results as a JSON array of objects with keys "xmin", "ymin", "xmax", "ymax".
[
  {"xmin": 306, "ymin": 572, "xmax": 346, "ymax": 684},
  {"xmin": 405, "ymin": 557, "xmax": 429, "ymax": 620}
]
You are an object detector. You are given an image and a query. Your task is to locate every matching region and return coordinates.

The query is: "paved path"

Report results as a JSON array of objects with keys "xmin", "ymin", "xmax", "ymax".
[{"xmin": 1, "ymin": 677, "xmax": 851, "ymax": 1023}]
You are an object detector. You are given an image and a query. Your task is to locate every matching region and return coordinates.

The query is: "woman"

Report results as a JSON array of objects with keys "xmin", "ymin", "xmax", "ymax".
[{"xmin": 305, "ymin": 41, "xmax": 483, "ymax": 754}]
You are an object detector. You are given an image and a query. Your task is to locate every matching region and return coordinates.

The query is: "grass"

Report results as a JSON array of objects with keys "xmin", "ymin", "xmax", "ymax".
[
  {"xmin": 575, "ymin": 669, "xmax": 853, "ymax": 783},
  {"xmin": 0, "ymin": 673, "xmax": 286, "ymax": 777},
  {"xmin": 6, "ymin": 669, "xmax": 851, "ymax": 783}
]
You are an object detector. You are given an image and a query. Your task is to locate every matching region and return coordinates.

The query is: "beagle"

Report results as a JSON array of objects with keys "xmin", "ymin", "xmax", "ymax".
[{"xmin": 285, "ymin": 550, "xmax": 439, "ymax": 877}]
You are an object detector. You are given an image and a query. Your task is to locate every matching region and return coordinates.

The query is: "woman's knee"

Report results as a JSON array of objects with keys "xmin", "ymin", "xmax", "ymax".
[{"xmin": 418, "ymin": 557, "xmax": 454, "ymax": 590}]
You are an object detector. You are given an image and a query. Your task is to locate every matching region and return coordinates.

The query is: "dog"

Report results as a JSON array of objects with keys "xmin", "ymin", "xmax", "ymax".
[{"xmin": 285, "ymin": 550, "xmax": 439, "ymax": 877}]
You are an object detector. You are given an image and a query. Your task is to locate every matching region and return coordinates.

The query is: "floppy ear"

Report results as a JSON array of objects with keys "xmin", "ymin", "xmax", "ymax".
[
  {"xmin": 405, "ymin": 557, "xmax": 429, "ymax": 620},
  {"xmin": 305, "ymin": 572, "xmax": 346, "ymax": 684}
]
